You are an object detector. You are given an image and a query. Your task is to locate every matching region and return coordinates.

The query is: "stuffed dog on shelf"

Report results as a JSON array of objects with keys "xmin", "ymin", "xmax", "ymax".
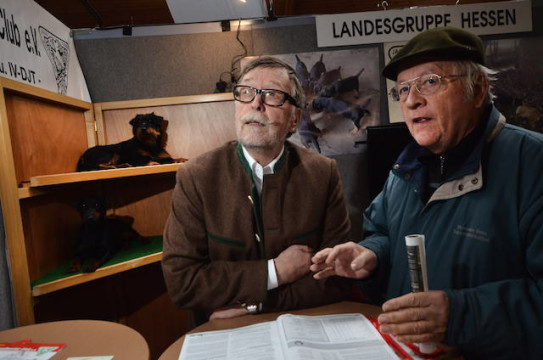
[
  {"xmin": 76, "ymin": 112, "xmax": 183, "ymax": 171},
  {"xmin": 67, "ymin": 196, "xmax": 144, "ymax": 273}
]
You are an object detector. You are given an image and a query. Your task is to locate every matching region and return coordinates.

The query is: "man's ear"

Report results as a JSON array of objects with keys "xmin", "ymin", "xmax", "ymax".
[
  {"xmin": 289, "ymin": 107, "xmax": 301, "ymax": 133},
  {"xmin": 473, "ymin": 74, "xmax": 489, "ymax": 108}
]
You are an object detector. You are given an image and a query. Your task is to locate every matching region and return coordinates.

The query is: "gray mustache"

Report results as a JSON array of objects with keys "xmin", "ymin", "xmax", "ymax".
[{"xmin": 240, "ymin": 112, "xmax": 270, "ymax": 125}]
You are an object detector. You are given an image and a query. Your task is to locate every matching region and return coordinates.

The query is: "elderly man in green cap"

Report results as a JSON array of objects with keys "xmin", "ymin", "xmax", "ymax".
[{"xmin": 311, "ymin": 27, "xmax": 543, "ymax": 359}]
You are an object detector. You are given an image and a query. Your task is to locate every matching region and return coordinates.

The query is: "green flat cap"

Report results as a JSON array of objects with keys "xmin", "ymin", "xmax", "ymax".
[{"xmin": 382, "ymin": 26, "xmax": 485, "ymax": 81}]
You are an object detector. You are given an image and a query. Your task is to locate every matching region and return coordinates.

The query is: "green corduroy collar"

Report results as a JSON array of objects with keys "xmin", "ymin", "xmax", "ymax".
[{"xmin": 236, "ymin": 142, "xmax": 290, "ymax": 178}]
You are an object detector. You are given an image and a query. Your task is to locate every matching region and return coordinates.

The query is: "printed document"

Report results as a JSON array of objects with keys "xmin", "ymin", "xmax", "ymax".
[{"xmin": 178, "ymin": 313, "xmax": 399, "ymax": 360}]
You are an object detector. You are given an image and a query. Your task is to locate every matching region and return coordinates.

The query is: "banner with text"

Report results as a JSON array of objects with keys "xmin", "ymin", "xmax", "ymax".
[
  {"xmin": 0, "ymin": 0, "xmax": 90, "ymax": 101},
  {"xmin": 316, "ymin": 0, "xmax": 532, "ymax": 47}
]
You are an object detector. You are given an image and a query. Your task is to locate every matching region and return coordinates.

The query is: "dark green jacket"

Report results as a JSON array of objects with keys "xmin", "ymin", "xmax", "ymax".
[{"xmin": 361, "ymin": 106, "xmax": 543, "ymax": 359}]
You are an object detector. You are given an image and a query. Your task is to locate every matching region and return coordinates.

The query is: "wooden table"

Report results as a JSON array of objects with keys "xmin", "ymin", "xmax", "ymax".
[
  {"xmin": 0, "ymin": 319, "xmax": 150, "ymax": 360},
  {"xmin": 159, "ymin": 301, "xmax": 464, "ymax": 360},
  {"xmin": 159, "ymin": 301, "xmax": 382, "ymax": 360}
]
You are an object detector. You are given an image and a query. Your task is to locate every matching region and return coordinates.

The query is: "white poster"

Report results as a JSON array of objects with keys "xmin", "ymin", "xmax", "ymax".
[
  {"xmin": 383, "ymin": 42, "xmax": 406, "ymax": 123},
  {"xmin": 0, "ymin": 0, "xmax": 91, "ymax": 101},
  {"xmin": 316, "ymin": 0, "xmax": 532, "ymax": 47}
]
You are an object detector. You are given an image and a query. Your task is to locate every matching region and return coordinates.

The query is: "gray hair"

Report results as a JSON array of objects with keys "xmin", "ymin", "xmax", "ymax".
[
  {"xmin": 453, "ymin": 60, "xmax": 497, "ymax": 105},
  {"xmin": 237, "ymin": 56, "xmax": 306, "ymax": 109}
]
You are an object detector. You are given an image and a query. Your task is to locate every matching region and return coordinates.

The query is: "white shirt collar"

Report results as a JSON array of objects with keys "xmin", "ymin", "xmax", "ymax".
[{"xmin": 241, "ymin": 145, "xmax": 284, "ymax": 194}]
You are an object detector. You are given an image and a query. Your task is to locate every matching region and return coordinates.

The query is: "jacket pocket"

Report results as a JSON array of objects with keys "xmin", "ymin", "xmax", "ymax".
[
  {"xmin": 291, "ymin": 226, "xmax": 322, "ymax": 248},
  {"xmin": 208, "ymin": 232, "xmax": 246, "ymax": 248},
  {"xmin": 207, "ymin": 232, "xmax": 249, "ymax": 259}
]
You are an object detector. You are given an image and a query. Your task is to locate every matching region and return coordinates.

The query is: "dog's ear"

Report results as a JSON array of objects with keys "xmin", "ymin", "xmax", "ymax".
[
  {"xmin": 149, "ymin": 113, "xmax": 164, "ymax": 127},
  {"xmin": 72, "ymin": 198, "xmax": 82, "ymax": 210},
  {"xmin": 129, "ymin": 116, "xmax": 138, "ymax": 127},
  {"xmin": 130, "ymin": 114, "xmax": 148, "ymax": 127}
]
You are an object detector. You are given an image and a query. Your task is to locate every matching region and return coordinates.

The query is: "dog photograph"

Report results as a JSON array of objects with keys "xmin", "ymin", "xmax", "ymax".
[
  {"xmin": 76, "ymin": 112, "xmax": 183, "ymax": 171},
  {"xmin": 67, "ymin": 195, "xmax": 145, "ymax": 273},
  {"xmin": 272, "ymin": 48, "xmax": 383, "ymax": 156}
]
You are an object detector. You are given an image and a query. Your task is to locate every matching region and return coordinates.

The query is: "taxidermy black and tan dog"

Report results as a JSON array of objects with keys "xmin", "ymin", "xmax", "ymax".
[
  {"xmin": 67, "ymin": 196, "xmax": 144, "ymax": 273},
  {"xmin": 77, "ymin": 112, "xmax": 178, "ymax": 171}
]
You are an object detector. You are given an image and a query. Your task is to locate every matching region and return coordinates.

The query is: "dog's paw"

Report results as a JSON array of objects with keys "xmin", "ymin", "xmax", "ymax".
[
  {"xmin": 138, "ymin": 235, "xmax": 151, "ymax": 245},
  {"xmin": 115, "ymin": 163, "xmax": 133, "ymax": 168},
  {"xmin": 66, "ymin": 259, "xmax": 82, "ymax": 274},
  {"xmin": 83, "ymin": 260, "xmax": 102, "ymax": 273}
]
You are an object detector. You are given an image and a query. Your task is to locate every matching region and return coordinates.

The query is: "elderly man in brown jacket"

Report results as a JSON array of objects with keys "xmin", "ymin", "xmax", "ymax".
[{"xmin": 162, "ymin": 56, "xmax": 351, "ymax": 325}]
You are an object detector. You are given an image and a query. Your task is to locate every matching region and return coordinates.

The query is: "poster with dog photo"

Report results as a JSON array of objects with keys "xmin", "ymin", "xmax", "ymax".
[{"xmin": 243, "ymin": 48, "xmax": 382, "ymax": 156}]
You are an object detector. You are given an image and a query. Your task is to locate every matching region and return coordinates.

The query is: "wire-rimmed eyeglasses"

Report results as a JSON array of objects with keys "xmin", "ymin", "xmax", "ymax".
[
  {"xmin": 233, "ymin": 85, "xmax": 299, "ymax": 108},
  {"xmin": 389, "ymin": 74, "xmax": 465, "ymax": 102}
]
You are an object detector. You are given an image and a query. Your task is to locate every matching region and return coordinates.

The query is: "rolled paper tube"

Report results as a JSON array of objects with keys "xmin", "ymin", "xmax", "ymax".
[{"xmin": 405, "ymin": 234, "xmax": 435, "ymax": 354}]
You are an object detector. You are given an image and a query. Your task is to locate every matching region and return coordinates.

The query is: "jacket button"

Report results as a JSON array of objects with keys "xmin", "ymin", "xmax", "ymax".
[
  {"xmin": 393, "ymin": 164, "xmax": 400, "ymax": 170},
  {"xmin": 471, "ymin": 178, "xmax": 478, "ymax": 184},
  {"xmin": 404, "ymin": 173, "xmax": 411, "ymax": 180},
  {"xmin": 458, "ymin": 184, "xmax": 464, "ymax": 191}
]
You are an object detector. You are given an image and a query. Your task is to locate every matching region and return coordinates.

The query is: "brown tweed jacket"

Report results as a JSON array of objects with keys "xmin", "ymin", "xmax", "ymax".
[{"xmin": 162, "ymin": 141, "xmax": 351, "ymax": 315}]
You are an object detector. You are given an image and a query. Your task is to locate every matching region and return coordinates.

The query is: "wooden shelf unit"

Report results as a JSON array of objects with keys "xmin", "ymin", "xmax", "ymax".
[
  {"xmin": 0, "ymin": 77, "xmax": 94, "ymax": 326},
  {"xmin": 1, "ymin": 77, "xmax": 237, "ymax": 358}
]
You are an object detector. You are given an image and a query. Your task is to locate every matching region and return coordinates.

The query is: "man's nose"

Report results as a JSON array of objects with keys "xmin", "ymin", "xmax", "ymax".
[
  {"xmin": 404, "ymin": 85, "xmax": 424, "ymax": 108},
  {"xmin": 251, "ymin": 92, "xmax": 264, "ymax": 111}
]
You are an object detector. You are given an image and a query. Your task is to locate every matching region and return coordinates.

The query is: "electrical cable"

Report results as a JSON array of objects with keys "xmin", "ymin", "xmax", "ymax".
[
  {"xmin": 214, "ymin": 19, "xmax": 249, "ymax": 92},
  {"xmin": 230, "ymin": 19, "xmax": 248, "ymax": 83},
  {"xmin": 80, "ymin": 0, "xmax": 103, "ymax": 29}
]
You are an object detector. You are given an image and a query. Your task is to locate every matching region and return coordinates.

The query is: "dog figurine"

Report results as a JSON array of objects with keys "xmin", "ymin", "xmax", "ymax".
[
  {"xmin": 77, "ymin": 112, "xmax": 179, "ymax": 171},
  {"xmin": 67, "ymin": 196, "xmax": 143, "ymax": 273}
]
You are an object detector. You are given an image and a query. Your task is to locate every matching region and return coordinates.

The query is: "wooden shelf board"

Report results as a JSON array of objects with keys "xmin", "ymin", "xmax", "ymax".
[
  {"xmin": 31, "ymin": 236, "xmax": 163, "ymax": 296},
  {"xmin": 28, "ymin": 163, "xmax": 181, "ymax": 188},
  {"xmin": 18, "ymin": 186, "xmax": 48, "ymax": 199}
]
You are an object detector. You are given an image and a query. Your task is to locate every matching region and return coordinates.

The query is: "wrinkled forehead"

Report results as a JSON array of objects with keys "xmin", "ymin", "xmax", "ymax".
[{"xmin": 239, "ymin": 66, "xmax": 291, "ymax": 90}]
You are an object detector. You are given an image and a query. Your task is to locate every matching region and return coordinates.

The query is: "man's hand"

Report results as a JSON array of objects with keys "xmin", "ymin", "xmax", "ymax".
[
  {"xmin": 378, "ymin": 291, "xmax": 449, "ymax": 344},
  {"xmin": 310, "ymin": 241, "xmax": 377, "ymax": 280},
  {"xmin": 274, "ymin": 245, "xmax": 313, "ymax": 286},
  {"xmin": 209, "ymin": 305, "xmax": 248, "ymax": 321}
]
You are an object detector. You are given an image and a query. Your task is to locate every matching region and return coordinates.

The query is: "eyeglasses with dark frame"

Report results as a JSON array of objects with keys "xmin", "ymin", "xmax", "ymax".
[
  {"xmin": 389, "ymin": 74, "xmax": 466, "ymax": 102},
  {"xmin": 233, "ymin": 85, "xmax": 299, "ymax": 108}
]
